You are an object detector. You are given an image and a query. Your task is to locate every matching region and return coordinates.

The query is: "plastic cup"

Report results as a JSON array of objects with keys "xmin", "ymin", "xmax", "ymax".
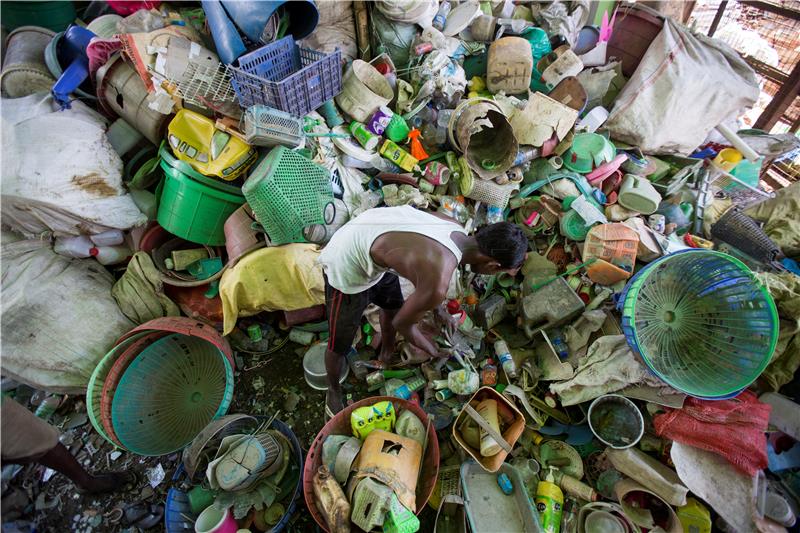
[{"xmin": 195, "ymin": 506, "xmax": 237, "ymax": 533}]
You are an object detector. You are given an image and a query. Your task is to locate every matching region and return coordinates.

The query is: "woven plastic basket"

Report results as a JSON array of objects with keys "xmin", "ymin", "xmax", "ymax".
[
  {"xmin": 242, "ymin": 146, "xmax": 333, "ymax": 244},
  {"xmin": 229, "ymin": 36, "xmax": 342, "ymax": 117},
  {"xmin": 619, "ymin": 249, "xmax": 778, "ymax": 399},
  {"xmin": 711, "ymin": 206, "xmax": 781, "ymax": 264}
]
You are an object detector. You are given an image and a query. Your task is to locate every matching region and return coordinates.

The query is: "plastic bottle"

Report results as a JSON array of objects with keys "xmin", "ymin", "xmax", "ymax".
[
  {"xmin": 385, "ymin": 378, "xmax": 412, "ymax": 400},
  {"xmin": 552, "ymin": 470, "xmax": 599, "ymax": 502},
  {"xmin": 535, "ymin": 469, "xmax": 564, "ymax": 533},
  {"xmin": 54, "ymin": 235, "xmax": 94, "ymax": 258},
  {"xmin": 486, "ymin": 205, "xmax": 504, "ymax": 224},
  {"xmin": 494, "ymin": 339, "xmax": 517, "ymax": 378},
  {"xmin": 89, "ymin": 229, "xmax": 125, "ymax": 246},
  {"xmin": 481, "ymin": 359, "xmax": 497, "ymax": 386},
  {"xmin": 34, "ymin": 395, "xmax": 61, "ymax": 421},
  {"xmin": 90, "ymin": 245, "xmax": 132, "ymax": 265},
  {"xmin": 432, "ymin": 0, "xmax": 451, "ymax": 31},
  {"xmin": 312, "ymin": 466, "xmax": 351, "ymax": 532},
  {"xmin": 476, "ymin": 399, "xmax": 502, "ymax": 457},
  {"xmin": 550, "ymin": 332, "xmax": 569, "ymax": 359},
  {"xmin": 560, "ymin": 498, "xmax": 578, "ymax": 533}
]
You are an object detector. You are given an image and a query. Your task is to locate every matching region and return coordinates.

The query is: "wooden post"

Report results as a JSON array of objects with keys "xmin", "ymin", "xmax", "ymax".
[
  {"xmin": 353, "ymin": 1, "xmax": 371, "ymax": 62},
  {"xmin": 754, "ymin": 61, "xmax": 800, "ymax": 132}
]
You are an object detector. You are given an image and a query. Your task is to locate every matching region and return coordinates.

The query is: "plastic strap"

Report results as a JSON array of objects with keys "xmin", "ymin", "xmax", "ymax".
[{"xmin": 462, "ymin": 404, "xmax": 513, "ymax": 454}]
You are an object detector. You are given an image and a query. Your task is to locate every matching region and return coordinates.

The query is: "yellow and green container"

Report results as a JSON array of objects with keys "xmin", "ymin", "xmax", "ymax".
[{"xmin": 535, "ymin": 478, "xmax": 563, "ymax": 533}]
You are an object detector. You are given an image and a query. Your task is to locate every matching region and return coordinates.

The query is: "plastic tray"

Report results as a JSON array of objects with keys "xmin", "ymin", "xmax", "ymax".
[{"xmin": 461, "ymin": 461, "xmax": 543, "ymax": 533}]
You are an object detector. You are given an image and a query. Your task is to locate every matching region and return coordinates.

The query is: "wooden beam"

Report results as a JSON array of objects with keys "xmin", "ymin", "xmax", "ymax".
[
  {"xmin": 754, "ymin": 60, "xmax": 800, "ymax": 131},
  {"xmin": 739, "ymin": 1, "xmax": 800, "ymax": 21},
  {"xmin": 708, "ymin": 0, "xmax": 728, "ymax": 37}
]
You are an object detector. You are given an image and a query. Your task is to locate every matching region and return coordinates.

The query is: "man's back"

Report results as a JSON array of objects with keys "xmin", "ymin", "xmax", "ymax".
[{"xmin": 318, "ymin": 206, "xmax": 466, "ymax": 295}]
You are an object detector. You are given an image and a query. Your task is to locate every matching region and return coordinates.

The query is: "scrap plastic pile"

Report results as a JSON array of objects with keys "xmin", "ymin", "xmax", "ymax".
[{"xmin": 2, "ymin": 1, "xmax": 800, "ymax": 532}]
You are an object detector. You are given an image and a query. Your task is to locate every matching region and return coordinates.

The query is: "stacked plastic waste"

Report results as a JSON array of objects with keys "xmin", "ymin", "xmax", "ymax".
[{"xmin": 2, "ymin": 1, "xmax": 800, "ymax": 532}]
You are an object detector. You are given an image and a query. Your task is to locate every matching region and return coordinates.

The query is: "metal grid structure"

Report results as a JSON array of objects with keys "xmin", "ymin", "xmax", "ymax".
[
  {"xmin": 689, "ymin": 1, "xmax": 800, "ymax": 133},
  {"xmin": 173, "ymin": 61, "xmax": 237, "ymax": 110}
]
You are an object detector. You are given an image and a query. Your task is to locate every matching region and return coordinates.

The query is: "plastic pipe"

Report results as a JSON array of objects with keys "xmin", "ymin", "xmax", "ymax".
[{"xmin": 716, "ymin": 123, "xmax": 759, "ymax": 162}]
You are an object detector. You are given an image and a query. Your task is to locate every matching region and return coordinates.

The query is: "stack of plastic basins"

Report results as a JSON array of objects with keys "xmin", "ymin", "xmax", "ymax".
[
  {"xmin": 157, "ymin": 143, "xmax": 246, "ymax": 246},
  {"xmin": 86, "ymin": 317, "xmax": 235, "ymax": 456}
]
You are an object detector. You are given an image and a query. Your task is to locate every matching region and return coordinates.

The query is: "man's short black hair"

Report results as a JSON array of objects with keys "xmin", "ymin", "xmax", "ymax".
[{"xmin": 475, "ymin": 222, "xmax": 528, "ymax": 269}]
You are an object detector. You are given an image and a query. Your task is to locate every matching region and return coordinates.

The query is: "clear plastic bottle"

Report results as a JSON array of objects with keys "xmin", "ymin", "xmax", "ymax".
[
  {"xmin": 486, "ymin": 205, "xmax": 504, "ymax": 224},
  {"xmin": 494, "ymin": 339, "xmax": 517, "ymax": 378},
  {"xmin": 89, "ymin": 229, "xmax": 125, "ymax": 246},
  {"xmin": 385, "ymin": 378, "xmax": 412, "ymax": 400},
  {"xmin": 432, "ymin": 1, "xmax": 451, "ymax": 31},
  {"xmin": 54, "ymin": 235, "xmax": 94, "ymax": 258},
  {"xmin": 90, "ymin": 245, "xmax": 132, "ymax": 265}
]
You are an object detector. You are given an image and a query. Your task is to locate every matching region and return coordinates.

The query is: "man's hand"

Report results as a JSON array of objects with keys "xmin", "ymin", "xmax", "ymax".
[
  {"xmin": 403, "ymin": 324, "xmax": 443, "ymax": 360},
  {"xmin": 436, "ymin": 304, "xmax": 459, "ymax": 340}
]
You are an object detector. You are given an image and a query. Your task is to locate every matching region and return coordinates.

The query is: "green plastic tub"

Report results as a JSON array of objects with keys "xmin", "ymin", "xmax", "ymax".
[
  {"xmin": 157, "ymin": 166, "xmax": 245, "ymax": 246},
  {"xmin": 1, "ymin": 1, "xmax": 76, "ymax": 32}
]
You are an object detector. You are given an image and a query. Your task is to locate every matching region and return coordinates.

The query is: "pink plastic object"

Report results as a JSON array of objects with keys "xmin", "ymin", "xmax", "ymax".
[
  {"xmin": 194, "ymin": 506, "xmax": 237, "ymax": 533},
  {"xmin": 541, "ymin": 134, "xmax": 559, "ymax": 157},
  {"xmin": 106, "ymin": 0, "xmax": 161, "ymax": 15},
  {"xmin": 587, "ymin": 154, "xmax": 628, "ymax": 185},
  {"xmin": 282, "ymin": 305, "xmax": 326, "ymax": 327},
  {"xmin": 100, "ymin": 332, "xmax": 168, "ymax": 447},
  {"xmin": 136, "ymin": 223, "xmax": 173, "ymax": 253},
  {"xmin": 303, "ymin": 396, "xmax": 440, "ymax": 532},
  {"xmin": 599, "ymin": 10, "xmax": 616, "ymax": 43},
  {"xmin": 116, "ymin": 317, "xmax": 235, "ymax": 370},
  {"xmin": 224, "ymin": 205, "xmax": 264, "ymax": 266}
]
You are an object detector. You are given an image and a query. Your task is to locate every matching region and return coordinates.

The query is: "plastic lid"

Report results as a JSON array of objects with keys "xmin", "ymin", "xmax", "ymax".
[{"xmin": 443, "ymin": 1, "xmax": 481, "ymax": 36}]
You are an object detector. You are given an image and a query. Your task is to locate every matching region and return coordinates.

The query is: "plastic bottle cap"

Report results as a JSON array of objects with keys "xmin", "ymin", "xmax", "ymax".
[{"xmin": 89, "ymin": 247, "xmax": 99, "ymax": 257}]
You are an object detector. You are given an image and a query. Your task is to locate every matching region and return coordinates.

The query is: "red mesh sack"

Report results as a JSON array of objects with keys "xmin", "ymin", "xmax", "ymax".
[{"xmin": 653, "ymin": 390, "xmax": 771, "ymax": 476}]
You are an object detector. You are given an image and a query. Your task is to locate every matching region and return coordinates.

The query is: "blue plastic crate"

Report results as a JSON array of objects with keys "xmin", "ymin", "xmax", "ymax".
[{"xmin": 229, "ymin": 36, "xmax": 342, "ymax": 117}]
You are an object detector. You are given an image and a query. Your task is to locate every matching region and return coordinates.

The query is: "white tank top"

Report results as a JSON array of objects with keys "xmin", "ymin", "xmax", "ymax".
[{"xmin": 318, "ymin": 206, "xmax": 467, "ymax": 294}]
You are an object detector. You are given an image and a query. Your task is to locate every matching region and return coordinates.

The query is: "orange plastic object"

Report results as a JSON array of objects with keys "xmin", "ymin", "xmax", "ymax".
[
  {"xmin": 583, "ymin": 223, "xmax": 639, "ymax": 284},
  {"xmin": 353, "ymin": 429, "xmax": 422, "ymax": 512},
  {"xmin": 407, "ymin": 128, "xmax": 429, "ymax": 160},
  {"xmin": 116, "ymin": 317, "xmax": 234, "ymax": 369},
  {"xmin": 453, "ymin": 387, "xmax": 525, "ymax": 472}
]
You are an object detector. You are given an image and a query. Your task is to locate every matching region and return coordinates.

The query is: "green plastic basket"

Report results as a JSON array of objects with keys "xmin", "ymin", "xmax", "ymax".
[
  {"xmin": 111, "ymin": 334, "xmax": 234, "ymax": 456},
  {"xmin": 87, "ymin": 332, "xmax": 153, "ymax": 448},
  {"xmin": 157, "ymin": 165, "xmax": 245, "ymax": 246},
  {"xmin": 242, "ymin": 146, "xmax": 333, "ymax": 245},
  {"xmin": 620, "ymin": 250, "xmax": 779, "ymax": 399}
]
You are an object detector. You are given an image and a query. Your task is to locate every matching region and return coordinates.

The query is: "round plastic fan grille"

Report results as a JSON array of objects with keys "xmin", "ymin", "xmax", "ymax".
[{"xmin": 620, "ymin": 250, "xmax": 778, "ymax": 398}]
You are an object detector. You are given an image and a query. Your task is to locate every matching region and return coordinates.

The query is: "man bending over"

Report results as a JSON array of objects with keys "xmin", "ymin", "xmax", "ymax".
[{"xmin": 318, "ymin": 205, "xmax": 527, "ymax": 414}]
